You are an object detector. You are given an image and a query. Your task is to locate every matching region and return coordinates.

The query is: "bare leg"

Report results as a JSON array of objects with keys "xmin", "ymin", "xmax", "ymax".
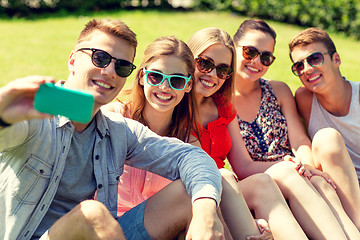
[
  {"xmin": 238, "ymin": 173, "xmax": 307, "ymax": 240},
  {"xmin": 312, "ymin": 128, "xmax": 360, "ymax": 229},
  {"xmin": 220, "ymin": 168, "xmax": 260, "ymax": 239},
  {"xmin": 217, "ymin": 207, "xmax": 234, "ymax": 240},
  {"xmin": 144, "ymin": 180, "xmax": 192, "ymax": 239},
  {"xmin": 310, "ymin": 176, "xmax": 360, "ymax": 240},
  {"xmin": 266, "ymin": 161, "xmax": 348, "ymax": 240},
  {"xmin": 145, "ymin": 179, "xmax": 230, "ymax": 240},
  {"xmin": 48, "ymin": 200, "xmax": 125, "ymax": 240}
]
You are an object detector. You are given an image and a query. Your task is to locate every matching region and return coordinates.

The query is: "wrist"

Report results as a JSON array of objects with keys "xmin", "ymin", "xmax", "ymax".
[{"xmin": 192, "ymin": 198, "xmax": 217, "ymax": 214}]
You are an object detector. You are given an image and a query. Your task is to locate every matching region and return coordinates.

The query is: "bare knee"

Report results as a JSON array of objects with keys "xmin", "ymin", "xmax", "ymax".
[
  {"xmin": 266, "ymin": 161, "xmax": 300, "ymax": 184},
  {"xmin": 77, "ymin": 200, "xmax": 110, "ymax": 222},
  {"xmin": 312, "ymin": 128, "xmax": 346, "ymax": 161},
  {"xmin": 265, "ymin": 161, "xmax": 312, "ymax": 197},
  {"xmin": 50, "ymin": 200, "xmax": 123, "ymax": 239},
  {"xmin": 221, "ymin": 168, "xmax": 239, "ymax": 188},
  {"xmin": 245, "ymin": 174, "xmax": 280, "ymax": 205}
]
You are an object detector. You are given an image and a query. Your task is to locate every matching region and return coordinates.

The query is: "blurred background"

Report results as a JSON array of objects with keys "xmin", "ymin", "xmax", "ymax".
[{"xmin": 1, "ymin": 0, "xmax": 359, "ymax": 92}]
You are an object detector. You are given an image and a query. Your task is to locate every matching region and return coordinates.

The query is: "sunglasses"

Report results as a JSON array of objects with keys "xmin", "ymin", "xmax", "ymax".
[
  {"xmin": 291, "ymin": 52, "xmax": 331, "ymax": 76},
  {"xmin": 77, "ymin": 48, "xmax": 136, "ymax": 77},
  {"xmin": 195, "ymin": 56, "xmax": 233, "ymax": 80},
  {"xmin": 240, "ymin": 46, "xmax": 276, "ymax": 66},
  {"xmin": 144, "ymin": 69, "xmax": 191, "ymax": 91}
]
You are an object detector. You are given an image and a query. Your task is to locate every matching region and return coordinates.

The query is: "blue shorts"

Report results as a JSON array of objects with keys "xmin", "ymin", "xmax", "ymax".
[{"xmin": 118, "ymin": 200, "xmax": 151, "ymax": 240}]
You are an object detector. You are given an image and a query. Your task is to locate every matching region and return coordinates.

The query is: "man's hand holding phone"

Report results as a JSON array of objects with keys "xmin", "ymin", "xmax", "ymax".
[
  {"xmin": 0, "ymin": 76, "xmax": 55, "ymax": 125},
  {"xmin": 0, "ymin": 76, "xmax": 94, "ymax": 126}
]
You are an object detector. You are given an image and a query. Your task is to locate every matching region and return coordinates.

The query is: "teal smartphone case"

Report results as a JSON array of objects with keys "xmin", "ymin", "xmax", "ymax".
[{"xmin": 34, "ymin": 83, "xmax": 94, "ymax": 123}]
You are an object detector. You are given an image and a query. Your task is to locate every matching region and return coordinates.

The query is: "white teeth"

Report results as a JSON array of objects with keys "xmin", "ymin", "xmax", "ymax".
[
  {"xmin": 308, "ymin": 75, "xmax": 320, "ymax": 82},
  {"xmin": 95, "ymin": 81, "xmax": 111, "ymax": 89},
  {"xmin": 156, "ymin": 93, "xmax": 171, "ymax": 100},
  {"xmin": 200, "ymin": 79, "xmax": 215, "ymax": 87},
  {"xmin": 247, "ymin": 66, "xmax": 260, "ymax": 72}
]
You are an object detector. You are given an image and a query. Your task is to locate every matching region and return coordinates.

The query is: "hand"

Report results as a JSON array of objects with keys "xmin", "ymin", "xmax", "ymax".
[
  {"xmin": 246, "ymin": 219, "xmax": 273, "ymax": 240},
  {"xmin": 0, "ymin": 76, "xmax": 55, "ymax": 124},
  {"xmin": 283, "ymin": 155, "xmax": 312, "ymax": 179},
  {"xmin": 186, "ymin": 198, "xmax": 224, "ymax": 240},
  {"xmin": 283, "ymin": 156, "xmax": 336, "ymax": 190},
  {"xmin": 304, "ymin": 164, "xmax": 336, "ymax": 190}
]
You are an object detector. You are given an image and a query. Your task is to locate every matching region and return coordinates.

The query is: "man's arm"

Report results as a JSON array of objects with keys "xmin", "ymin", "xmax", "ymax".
[
  {"xmin": 0, "ymin": 76, "xmax": 55, "ymax": 150},
  {"xmin": 124, "ymin": 117, "xmax": 222, "ymax": 204},
  {"xmin": 294, "ymin": 86, "xmax": 313, "ymax": 127}
]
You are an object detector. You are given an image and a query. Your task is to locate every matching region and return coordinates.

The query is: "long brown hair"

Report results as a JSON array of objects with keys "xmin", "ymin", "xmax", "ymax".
[{"xmin": 120, "ymin": 36, "xmax": 200, "ymax": 142}]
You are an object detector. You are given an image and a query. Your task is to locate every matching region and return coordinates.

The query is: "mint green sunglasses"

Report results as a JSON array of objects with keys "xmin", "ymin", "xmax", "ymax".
[{"xmin": 144, "ymin": 69, "xmax": 191, "ymax": 90}]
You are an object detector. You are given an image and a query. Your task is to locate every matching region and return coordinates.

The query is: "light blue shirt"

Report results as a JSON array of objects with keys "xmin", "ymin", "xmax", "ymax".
[{"xmin": 0, "ymin": 111, "xmax": 222, "ymax": 240}]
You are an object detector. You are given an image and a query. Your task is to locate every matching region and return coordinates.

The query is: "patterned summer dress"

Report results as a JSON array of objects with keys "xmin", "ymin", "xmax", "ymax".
[{"xmin": 237, "ymin": 78, "xmax": 293, "ymax": 162}]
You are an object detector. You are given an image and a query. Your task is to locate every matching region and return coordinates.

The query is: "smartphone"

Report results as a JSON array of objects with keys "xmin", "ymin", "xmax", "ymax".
[{"xmin": 34, "ymin": 83, "xmax": 94, "ymax": 123}]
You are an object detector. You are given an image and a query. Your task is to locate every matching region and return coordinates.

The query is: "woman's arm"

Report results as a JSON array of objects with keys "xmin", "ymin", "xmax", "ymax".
[
  {"xmin": 226, "ymin": 118, "xmax": 275, "ymax": 180},
  {"xmin": 270, "ymin": 81, "xmax": 314, "ymax": 166}
]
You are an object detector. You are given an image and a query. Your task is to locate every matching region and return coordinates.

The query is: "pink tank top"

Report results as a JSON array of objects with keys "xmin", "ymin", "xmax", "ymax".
[{"xmin": 110, "ymin": 101, "xmax": 172, "ymax": 216}]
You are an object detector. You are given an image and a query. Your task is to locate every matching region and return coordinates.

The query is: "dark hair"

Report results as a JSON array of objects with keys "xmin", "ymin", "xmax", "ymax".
[
  {"xmin": 289, "ymin": 27, "xmax": 337, "ymax": 61},
  {"xmin": 233, "ymin": 19, "xmax": 276, "ymax": 46}
]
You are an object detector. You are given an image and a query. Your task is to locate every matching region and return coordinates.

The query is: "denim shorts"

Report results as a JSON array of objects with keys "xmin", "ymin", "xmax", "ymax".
[{"xmin": 118, "ymin": 200, "xmax": 151, "ymax": 240}]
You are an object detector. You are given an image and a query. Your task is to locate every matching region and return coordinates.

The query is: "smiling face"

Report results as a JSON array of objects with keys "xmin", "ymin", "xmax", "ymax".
[
  {"xmin": 194, "ymin": 43, "xmax": 232, "ymax": 98},
  {"xmin": 235, "ymin": 29, "xmax": 275, "ymax": 83},
  {"xmin": 290, "ymin": 42, "xmax": 340, "ymax": 93},
  {"xmin": 66, "ymin": 30, "xmax": 136, "ymax": 110},
  {"xmin": 140, "ymin": 55, "xmax": 191, "ymax": 114}
]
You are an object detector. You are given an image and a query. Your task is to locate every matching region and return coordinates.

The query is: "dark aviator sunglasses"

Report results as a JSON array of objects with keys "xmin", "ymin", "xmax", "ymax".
[{"xmin": 291, "ymin": 51, "xmax": 332, "ymax": 77}]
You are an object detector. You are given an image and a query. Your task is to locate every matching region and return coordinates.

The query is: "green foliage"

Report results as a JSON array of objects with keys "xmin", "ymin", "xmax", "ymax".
[
  {"xmin": 0, "ymin": 0, "xmax": 173, "ymax": 18},
  {"xmin": 2, "ymin": 0, "xmax": 360, "ymax": 39},
  {"xmin": 1, "ymin": 10, "xmax": 359, "ymax": 90},
  {"xmin": 194, "ymin": 0, "xmax": 360, "ymax": 40}
]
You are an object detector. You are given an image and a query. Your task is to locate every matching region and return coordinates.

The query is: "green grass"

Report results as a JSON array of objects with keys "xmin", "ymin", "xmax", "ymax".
[{"xmin": 1, "ymin": 10, "xmax": 359, "ymax": 92}]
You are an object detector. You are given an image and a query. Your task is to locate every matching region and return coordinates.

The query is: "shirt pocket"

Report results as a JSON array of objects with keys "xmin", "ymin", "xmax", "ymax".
[
  {"xmin": 13, "ymin": 154, "xmax": 53, "ymax": 206},
  {"xmin": 107, "ymin": 167, "xmax": 122, "ymax": 212}
]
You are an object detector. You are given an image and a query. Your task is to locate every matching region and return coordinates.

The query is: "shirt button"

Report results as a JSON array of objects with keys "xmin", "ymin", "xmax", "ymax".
[
  {"xmin": 95, "ymin": 155, "xmax": 100, "ymax": 160},
  {"xmin": 146, "ymin": 178, "xmax": 150, "ymax": 181},
  {"xmin": 98, "ymin": 184, "xmax": 103, "ymax": 189}
]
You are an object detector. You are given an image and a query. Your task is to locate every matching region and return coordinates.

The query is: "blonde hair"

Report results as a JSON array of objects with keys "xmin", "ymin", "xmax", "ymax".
[
  {"xmin": 187, "ymin": 27, "xmax": 236, "ymax": 106},
  {"xmin": 121, "ymin": 36, "xmax": 200, "ymax": 142}
]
